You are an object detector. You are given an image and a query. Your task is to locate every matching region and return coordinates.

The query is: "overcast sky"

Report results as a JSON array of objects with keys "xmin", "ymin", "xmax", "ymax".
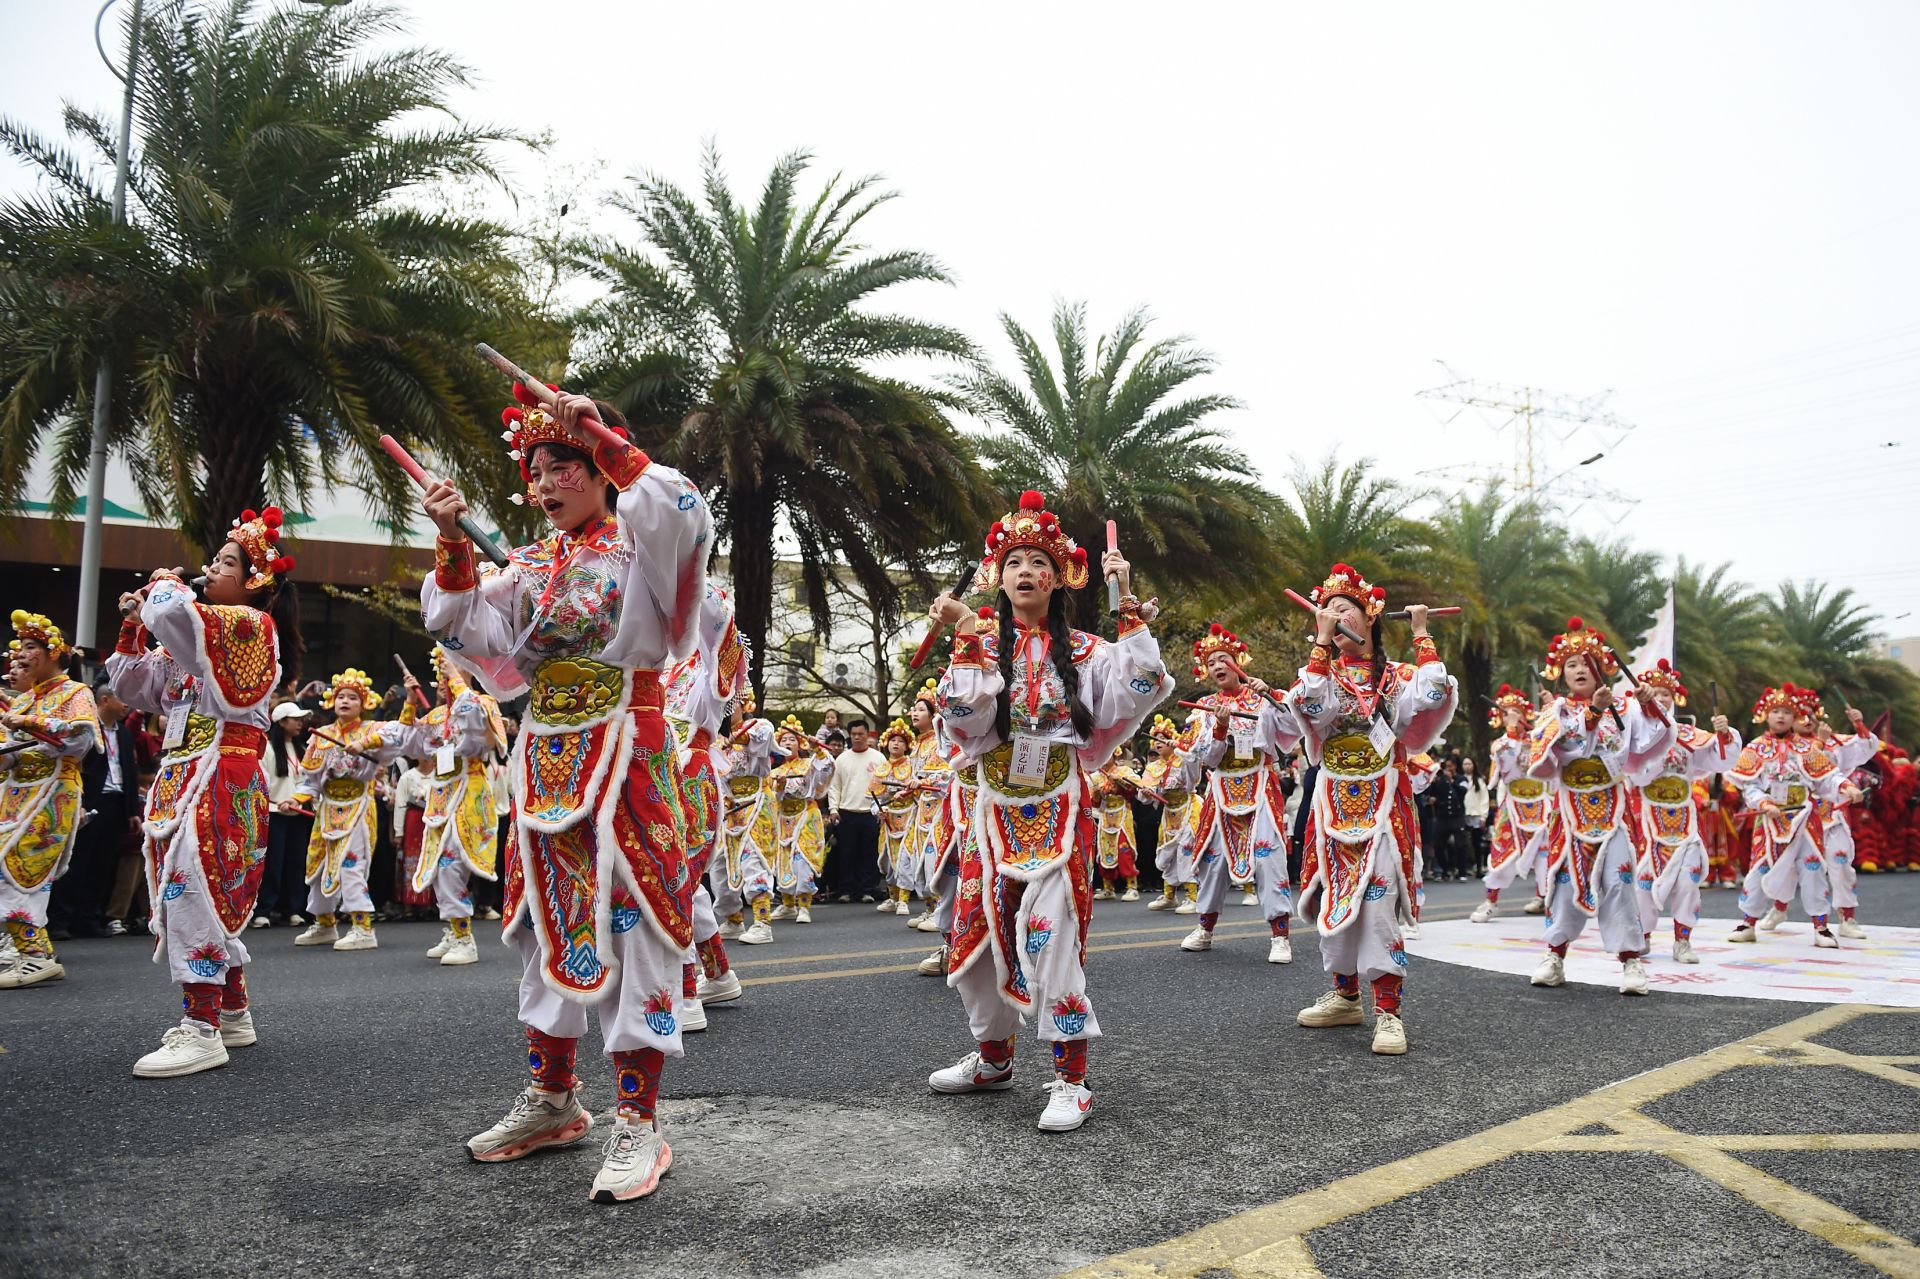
[{"xmin": 6, "ymin": 1, "xmax": 1918, "ymax": 636}]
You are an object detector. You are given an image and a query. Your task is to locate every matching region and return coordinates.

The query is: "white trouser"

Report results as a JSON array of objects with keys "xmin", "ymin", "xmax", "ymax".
[
  {"xmin": 1825, "ymin": 822, "xmax": 1859, "ymax": 911},
  {"xmin": 153, "ymin": 841, "xmax": 254, "ymax": 985},
  {"xmin": 432, "ymin": 856, "xmax": 473, "ymax": 922},
  {"xmin": 1738, "ymin": 828, "xmax": 1832, "ymax": 922},
  {"xmin": 1317, "ymin": 845, "xmax": 1407, "ymax": 984},
  {"xmin": 1543, "ymin": 833, "xmax": 1643, "ymax": 958},
  {"xmin": 516, "ymin": 920, "xmax": 685, "ymax": 1058},
  {"xmin": 952, "ymin": 868, "xmax": 1099, "ymax": 1047},
  {"xmin": 306, "ymin": 848, "xmax": 373, "ymax": 916}
]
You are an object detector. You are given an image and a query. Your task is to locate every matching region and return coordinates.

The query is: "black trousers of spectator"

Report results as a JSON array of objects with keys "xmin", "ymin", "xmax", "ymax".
[
  {"xmin": 1436, "ymin": 818, "xmax": 1468, "ymax": 879},
  {"xmin": 1463, "ymin": 820, "xmax": 1489, "ymax": 875},
  {"xmin": 260, "ymin": 811, "xmax": 314, "ymax": 920},
  {"xmin": 1133, "ymin": 801, "xmax": 1163, "ymax": 891},
  {"xmin": 49, "ymin": 791, "xmax": 132, "ymax": 933},
  {"xmin": 829, "ymin": 809, "xmax": 882, "ymax": 898},
  {"xmin": 370, "ymin": 802, "xmax": 397, "ymax": 912}
]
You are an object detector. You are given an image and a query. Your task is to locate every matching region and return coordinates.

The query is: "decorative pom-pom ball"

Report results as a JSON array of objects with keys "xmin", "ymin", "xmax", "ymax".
[
  {"xmin": 1019, "ymin": 490, "xmax": 1045, "ymax": 511},
  {"xmin": 508, "ymin": 492, "xmax": 525, "ymax": 505},
  {"xmin": 1072, "ymin": 547, "xmax": 1087, "ymax": 563},
  {"xmin": 1657, "ymin": 658, "xmax": 1671, "ymax": 671},
  {"xmin": 1567, "ymin": 616, "xmax": 1584, "ymax": 630},
  {"xmin": 1371, "ymin": 586, "xmax": 1386, "ymax": 599},
  {"xmin": 263, "ymin": 506, "xmax": 283, "ymax": 527},
  {"xmin": 512, "ymin": 381, "xmax": 540, "ymax": 407},
  {"xmin": 508, "ymin": 449, "xmax": 523, "ymax": 461},
  {"xmin": 241, "ymin": 508, "xmax": 258, "ymax": 524}
]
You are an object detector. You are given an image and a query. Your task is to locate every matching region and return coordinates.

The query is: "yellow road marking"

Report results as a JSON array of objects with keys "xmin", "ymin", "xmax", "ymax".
[
  {"xmin": 1059, "ymin": 1003, "xmax": 1917, "ymax": 1279},
  {"xmin": 1537, "ymin": 1132, "xmax": 1920, "ymax": 1153},
  {"xmin": 1787, "ymin": 1040, "xmax": 1920, "ymax": 1091}
]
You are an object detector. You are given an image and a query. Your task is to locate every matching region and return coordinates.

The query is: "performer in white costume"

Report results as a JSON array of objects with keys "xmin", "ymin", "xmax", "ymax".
[{"xmin": 1471, "ymin": 686, "xmax": 1547, "ymax": 923}]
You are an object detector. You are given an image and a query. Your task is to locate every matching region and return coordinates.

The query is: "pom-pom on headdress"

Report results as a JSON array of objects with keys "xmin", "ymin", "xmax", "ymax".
[
  {"xmin": 1543, "ymin": 617, "xmax": 1619, "ymax": 680},
  {"xmin": 1636, "ymin": 658, "xmax": 1688, "ymax": 706},
  {"xmin": 1791, "ymin": 684, "xmax": 1823, "ymax": 721},
  {"xmin": 1308, "ymin": 562, "xmax": 1386, "ymax": 620},
  {"xmin": 325, "ymin": 668, "xmax": 376, "ymax": 710},
  {"xmin": 974, "ymin": 491, "xmax": 1089, "ymax": 593},
  {"xmin": 1149, "ymin": 713, "xmax": 1180, "ymax": 741},
  {"xmin": 9, "ymin": 610, "xmax": 68, "ymax": 657},
  {"xmin": 1487, "ymin": 682, "xmax": 1532, "ymax": 728},
  {"xmin": 1751, "ymin": 683, "xmax": 1805, "ymax": 723},
  {"xmin": 775, "ymin": 713, "xmax": 809, "ymax": 742},
  {"xmin": 228, "ymin": 507, "xmax": 293, "ymax": 593},
  {"xmin": 499, "ymin": 382, "xmax": 631, "ymax": 506},
  {"xmin": 1191, "ymin": 623, "xmax": 1251, "ymax": 679},
  {"xmin": 913, "ymin": 677, "xmax": 940, "ymax": 710},
  {"xmin": 878, "ymin": 716, "xmax": 915, "ymax": 751}
]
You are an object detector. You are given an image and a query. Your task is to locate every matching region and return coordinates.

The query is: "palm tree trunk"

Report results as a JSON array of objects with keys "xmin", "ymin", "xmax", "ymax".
[
  {"xmin": 730, "ymin": 480, "xmax": 777, "ymax": 707},
  {"xmin": 194, "ymin": 400, "xmax": 273, "ymax": 557},
  {"xmin": 1463, "ymin": 640, "xmax": 1494, "ymax": 766}
]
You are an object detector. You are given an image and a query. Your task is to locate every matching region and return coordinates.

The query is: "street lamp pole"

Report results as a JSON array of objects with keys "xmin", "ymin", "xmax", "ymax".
[{"xmin": 75, "ymin": 0, "xmax": 144, "ymax": 668}]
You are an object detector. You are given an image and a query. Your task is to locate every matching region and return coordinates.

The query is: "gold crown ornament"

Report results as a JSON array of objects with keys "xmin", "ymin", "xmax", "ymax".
[
  {"xmin": 1751, "ymin": 683, "xmax": 1807, "ymax": 723},
  {"xmin": 775, "ymin": 713, "xmax": 809, "ymax": 741},
  {"xmin": 1543, "ymin": 617, "xmax": 1619, "ymax": 681},
  {"xmin": 1191, "ymin": 623, "xmax": 1251, "ymax": 679},
  {"xmin": 878, "ymin": 717, "xmax": 915, "ymax": 750},
  {"xmin": 499, "ymin": 383, "xmax": 632, "ymax": 505},
  {"xmin": 974, "ymin": 491, "xmax": 1089, "ymax": 593},
  {"xmin": 1487, "ymin": 682, "xmax": 1532, "ymax": 728},
  {"xmin": 326, "ymin": 668, "xmax": 376, "ymax": 709},
  {"xmin": 913, "ymin": 676, "xmax": 941, "ymax": 709},
  {"xmin": 1149, "ymin": 713, "xmax": 1180, "ymax": 741},
  {"xmin": 1308, "ymin": 563, "xmax": 1386, "ymax": 620},
  {"xmin": 9, "ymin": 610, "xmax": 68, "ymax": 657},
  {"xmin": 1636, "ymin": 659, "xmax": 1688, "ymax": 706},
  {"xmin": 227, "ymin": 507, "xmax": 295, "ymax": 592},
  {"xmin": 431, "ymin": 646, "xmax": 471, "ymax": 700}
]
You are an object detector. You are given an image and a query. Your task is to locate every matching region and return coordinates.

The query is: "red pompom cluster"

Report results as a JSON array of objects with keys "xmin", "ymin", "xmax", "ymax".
[
  {"xmin": 1191, "ymin": 622, "xmax": 1250, "ymax": 678},
  {"xmin": 233, "ymin": 506, "xmax": 294, "ymax": 577}
]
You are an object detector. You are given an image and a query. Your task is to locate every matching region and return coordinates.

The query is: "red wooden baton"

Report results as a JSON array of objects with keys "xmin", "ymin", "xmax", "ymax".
[
  {"xmin": 910, "ymin": 561, "xmax": 981, "ymax": 670},
  {"xmin": 475, "ymin": 343, "xmax": 630, "ymax": 456},
  {"xmin": 1281, "ymin": 588, "xmax": 1367, "ymax": 647},
  {"xmin": 377, "ymin": 434, "xmax": 508, "ymax": 566}
]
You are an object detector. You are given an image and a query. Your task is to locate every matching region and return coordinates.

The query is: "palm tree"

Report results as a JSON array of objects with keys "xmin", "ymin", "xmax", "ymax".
[
  {"xmin": 1269, "ymin": 455, "xmax": 1452, "ymax": 599},
  {"xmin": 1673, "ymin": 558, "xmax": 1778, "ymax": 712},
  {"xmin": 1431, "ymin": 482, "xmax": 1582, "ymax": 761},
  {"xmin": 1770, "ymin": 580, "xmax": 1883, "ymax": 714},
  {"xmin": 958, "ymin": 301, "xmax": 1275, "ymax": 630},
  {"xmin": 1570, "ymin": 536, "xmax": 1664, "ymax": 649},
  {"xmin": 571, "ymin": 146, "xmax": 990, "ymax": 700},
  {"xmin": 0, "ymin": 0, "xmax": 536, "ymax": 554}
]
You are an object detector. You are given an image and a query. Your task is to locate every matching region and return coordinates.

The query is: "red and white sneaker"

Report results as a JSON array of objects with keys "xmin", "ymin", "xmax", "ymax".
[
  {"xmin": 928, "ymin": 1051, "xmax": 1015, "ymax": 1094},
  {"xmin": 589, "ymin": 1116, "xmax": 672, "ymax": 1203},
  {"xmin": 466, "ymin": 1086, "xmax": 592, "ymax": 1162},
  {"xmin": 1037, "ymin": 1080, "xmax": 1093, "ymax": 1132}
]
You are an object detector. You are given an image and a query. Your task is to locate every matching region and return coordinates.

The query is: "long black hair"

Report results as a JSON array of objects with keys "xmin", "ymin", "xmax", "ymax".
[
  {"xmin": 258, "ymin": 579, "xmax": 304, "ymax": 688},
  {"xmin": 993, "ymin": 585, "xmax": 1094, "ymax": 744}
]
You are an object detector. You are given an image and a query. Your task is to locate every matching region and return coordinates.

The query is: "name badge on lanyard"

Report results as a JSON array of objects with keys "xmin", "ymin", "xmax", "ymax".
[
  {"xmin": 1368, "ymin": 716, "xmax": 1396, "ymax": 760},
  {"xmin": 1230, "ymin": 719, "xmax": 1257, "ymax": 760},
  {"xmin": 1009, "ymin": 733, "xmax": 1051, "ymax": 787},
  {"xmin": 435, "ymin": 744, "xmax": 456, "ymax": 777},
  {"xmin": 163, "ymin": 703, "xmax": 191, "ymax": 750}
]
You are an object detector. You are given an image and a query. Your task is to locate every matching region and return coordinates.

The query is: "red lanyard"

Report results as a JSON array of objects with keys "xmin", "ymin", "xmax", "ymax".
[
  {"xmin": 1335, "ymin": 659, "xmax": 1381, "ymax": 720},
  {"xmin": 534, "ymin": 516, "xmax": 611, "ymax": 618},
  {"xmin": 1018, "ymin": 624, "xmax": 1050, "ymax": 717}
]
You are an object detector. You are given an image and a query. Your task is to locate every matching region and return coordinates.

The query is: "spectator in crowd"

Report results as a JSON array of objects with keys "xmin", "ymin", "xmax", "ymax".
[
  {"xmin": 1459, "ymin": 755, "xmax": 1490, "ymax": 876},
  {"xmin": 254, "ymin": 701, "xmax": 315, "ymax": 928},
  {"xmin": 1431, "ymin": 757, "xmax": 1469, "ymax": 881},
  {"xmin": 48, "ymin": 683, "xmax": 148, "ymax": 939},
  {"xmin": 391, "ymin": 757, "xmax": 436, "ymax": 920},
  {"xmin": 102, "ymin": 710, "xmax": 163, "ymax": 934},
  {"xmin": 1290, "ymin": 760, "xmax": 1318, "ymax": 888},
  {"xmin": 814, "ymin": 707, "xmax": 843, "ymax": 744},
  {"xmin": 826, "ymin": 717, "xmax": 884, "ymax": 902},
  {"xmin": 822, "ymin": 728, "xmax": 847, "ymax": 759}
]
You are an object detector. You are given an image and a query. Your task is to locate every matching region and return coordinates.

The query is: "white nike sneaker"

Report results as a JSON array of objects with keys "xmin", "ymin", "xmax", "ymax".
[
  {"xmin": 0, "ymin": 955, "xmax": 64, "ymax": 988},
  {"xmin": 915, "ymin": 914, "xmax": 944, "ymax": 933},
  {"xmin": 769, "ymin": 903, "xmax": 798, "ymax": 922},
  {"xmin": 589, "ymin": 1116, "xmax": 672, "ymax": 1203},
  {"xmin": 1522, "ymin": 896, "xmax": 1546, "ymax": 916},
  {"xmin": 1813, "ymin": 930, "xmax": 1839, "ymax": 949},
  {"xmin": 1470, "ymin": 900, "xmax": 1500, "ymax": 923},
  {"xmin": 294, "ymin": 921, "xmax": 338, "ymax": 946},
  {"xmin": 1759, "ymin": 905, "xmax": 1786, "ymax": 932},
  {"xmin": 332, "ymin": 924, "xmax": 378, "ymax": 951},
  {"xmin": 695, "ymin": 970, "xmax": 742, "ymax": 1005},
  {"xmin": 1531, "ymin": 953, "xmax": 1566, "ymax": 987},
  {"xmin": 133, "ymin": 1020, "xmax": 230, "ymax": 1078},
  {"xmin": 1179, "ymin": 926, "xmax": 1213, "ymax": 952},
  {"xmin": 1620, "ymin": 957, "xmax": 1650, "ymax": 995},
  {"xmin": 440, "ymin": 935, "xmax": 478, "ymax": 966},
  {"xmin": 1371, "ymin": 1012, "xmax": 1409, "ymax": 1055},
  {"xmin": 426, "ymin": 927, "xmax": 453, "ymax": 959},
  {"xmin": 467, "ymin": 1086, "xmax": 592, "ymax": 1162},
  {"xmin": 917, "ymin": 947, "xmax": 947, "ymax": 977},
  {"xmin": 680, "ymin": 997, "xmax": 707, "ymax": 1033},
  {"xmin": 218, "ymin": 1008, "xmax": 257, "ymax": 1047},
  {"xmin": 1729, "ymin": 924, "xmax": 1757, "ymax": 943},
  {"xmin": 1037, "ymin": 1080, "xmax": 1094, "ymax": 1132},
  {"xmin": 1673, "ymin": 936, "xmax": 1699, "ymax": 964},
  {"xmin": 928, "ymin": 1051, "xmax": 1015, "ymax": 1094},
  {"xmin": 1147, "ymin": 894, "xmax": 1173, "ymax": 911},
  {"xmin": 1404, "ymin": 919, "xmax": 1422, "ymax": 940},
  {"xmin": 1267, "ymin": 936, "xmax": 1293, "ymax": 964},
  {"xmin": 795, "ymin": 906, "xmax": 812, "ymax": 925},
  {"xmin": 1836, "ymin": 919, "xmax": 1866, "ymax": 939},
  {"xmin": 1120, "ymin": 887, "xmax": 1140, "ymax": 902},
  {"xmin": 737, "ymin": 921, "xmax": 773, "ymax": 945},
  {"xmin": 1297, "ymin": 990, "xmax": 1365, "ymax": 1027}
]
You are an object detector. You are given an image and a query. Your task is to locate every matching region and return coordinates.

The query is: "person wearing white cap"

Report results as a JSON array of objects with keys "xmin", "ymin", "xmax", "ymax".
[{"xmin": 253, "ymin": 701, "xmax": 316, "ymax": 929}]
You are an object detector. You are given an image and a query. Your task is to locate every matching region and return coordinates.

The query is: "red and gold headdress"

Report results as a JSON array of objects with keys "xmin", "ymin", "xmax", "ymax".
[
  {"xmin": 775, "ymin": 713, "xmax": 808, "ymax": 742},
  {"xmin": 878, "ymin": 716, "xmax": 914, "ymax": 750},
  {"xmin": 1791, "ymin": 685, "xmax": 1823, "ymax": 721},
  {"xmin": 1751, "ymin": 682, "xmax": 1804, "ymax": 723},
  {"xmin": 1636, "ymin": 658, "xmax": 1688, "ymax": 706},
  {"xmin": 326, "ymin": 668, "xmax": 376, "ymax": 710},
  {"xmin": 1309, "ymin": 562, "xmax": 1386, "ymax": 620},
  {"xmin": 975, "ymin": 491, "xmax": 1089, "ymax": 593},
  {"xmin": 227, "ymin": 507, "xmax": 294, "ymax": 593},
  {"xmin": 913, "ymin": 677, "xmax": 940, "ymax": 710},
  {"xmin": 1487, "ymin": 682, "xmax": 1531, "ymax": 728},
  {"xmin": 1543, "ymin": 617, "xmax": 1619, "ymax": 681},
  {"xmin": 9, "ymin": 609, "xmax": 68, "ymax": 657},
  {"xmin": 499, "ymin": 383, "xmax": 631, "ymax": 505},
  {"xmin": 1191, "ymin": 623, "xmax": 1250, "ymax": 679},
  {"xmin": 1149, "ymin": 713, "xmax": 1180, "ymax": 741}
]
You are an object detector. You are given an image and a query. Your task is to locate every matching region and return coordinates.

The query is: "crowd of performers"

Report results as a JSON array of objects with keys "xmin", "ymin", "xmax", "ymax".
[{"xmin": 4, "ymin": 390, "xmax": 1917, "ymax": 1205}]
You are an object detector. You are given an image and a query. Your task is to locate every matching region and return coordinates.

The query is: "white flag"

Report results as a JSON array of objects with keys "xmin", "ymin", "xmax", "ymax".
[{"xmin": 1621, "ymin": 580, "xmax": 1675, "ymax": 690}]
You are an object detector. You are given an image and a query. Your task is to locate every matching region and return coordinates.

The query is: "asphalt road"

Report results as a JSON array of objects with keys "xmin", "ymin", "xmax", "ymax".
[{"xmin": 4, "ymin": 875, "xmax": 1917, "ymax": 1279}]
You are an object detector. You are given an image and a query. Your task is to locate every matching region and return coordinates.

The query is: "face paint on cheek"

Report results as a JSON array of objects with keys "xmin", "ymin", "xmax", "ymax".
[{"xmin": 550, "ymin": 466, "xmax": 590, "ymax": 493}]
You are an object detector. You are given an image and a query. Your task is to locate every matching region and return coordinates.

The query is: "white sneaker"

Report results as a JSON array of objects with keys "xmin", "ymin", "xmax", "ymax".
[
  {"xmin": 426, "ymin": 927, "xmax": 453, "ymax": 958},
  {"xmin": 874, "ymin": 898, "xmax": 896, "ymax": 913},
  {"xmin": 1179, "ymin": 926, "xmax": 1213, "ymax": 952},
  {"xmin": 1531, "ymin": 953, "xmax": 1566, "ymax": 987},
  {"xmin": 1268, "ymin": 936, "xmax": 1293, "ymax": 964},
  {"xmin": 1470, "ymin": 900, "xmax": 1500, "ymax": 923},
  {"xmin": 905, "ymin": 909, "xmax": 932, "ymax": 928},
  {"xmin": 218, "ymin": 1008, "xmax": 257, "ymax": 1047},
  {"xmin": 717, "ymin": 918, "xmax": 745, "ymax": 940},
  {"xmin": 1297, "ymin": 990, "xmax": 1365, "ymax": 1027},
  {"xmin": 294, "ymin": 921, "xmax": 338, "ymax": 946},
  {"xmin": 1673, "ymin": 937, "xmax": 1699, "ymax": 964},
  {"xmin": 133, "ymin": 1020, "xmax": 230, "ymax": 1078},
  {"xmin": 737, "ymin": 921, "xmax": 773, "ymax": 945},
  {"xmin": 1620, "ymin": 957, "xmax": 1650, "ymax": 995},
  {"xmin": 1759, "ymin": 905, "xmax": 1786, "ymax": 932},
  {"xmin": 1120, "ymin": 887, "xmax": 1140, "ymax": 902},
  {"xmin": 1836, "ymin": 920, "xmax": 1866, "ymax": 939},
  {"xmin": 1729, "ymin": 924, "xmax": 1757, "ymax": 943},
  {"xmin": 1404, "ymin": 919, "xmax": 1422, "ymax": 940},
  {"xmin": 1173, "ymin": 898, "xmax": 1198, "ymax": 915},
  {"xmin": 589, "ymin": 1116, "xmax": 672, "ymax": 1203},
  {"xmin": 1371, "ymin": 1012, "xmax": 1408, "ymax": 1055},
  {"xmin": 1522, "ymin": 896, "xmax": 1546, "ymax": 916},
  {"xmin": 249, "ymin": 915, "xmax": 271, "ymax": 930},
  {"xmin": 769, "ymin": 903, "xmax": 798, "ymax": 922},
  {"xmin": 1037, "ymin": 1079, "xmax": 1093, "ymax": 1132},
  {"xmin": 929, "ymin": 1051, "xmax": 1015, "ymax": 1094},
  {"xmin": 288, "ymin": 913, "xmax": 307, "ymax": 927},
  {"xmin": 680, "ymin": 998, "xmax": 707, "ymax": 1033},
  {"xmin": 696, "ymin": 970, "xmax": 743, "ymax": 1005},
  {"xmin": 1092, "ymin": 886, "xmax": 1114, "ymax": 901},
  {"xmin": 0, "ymin": 955, "xmax": 65, "ymax": 988},
  {"xmin": 1239, "ymin": 891, "xmax": 1260, "ymax": 906},
  {"xmin": 1813, "ymin": 930, "xmax": 1839, "ymax": 949},
  {"xmin": 468, "ymin": 1086, "xmax": 593, "ymax": 1162},
  {"xmin": 795, "ymin": 906, "xmax": 812, "ymax": 925},
  {"xmin": 482, "ymin": 907, "xmax": 502, "ymax": 921},
  {"xmin": 440, "ymin": 935, "xmax": 478, "ymax": 966},
  {"xmin": 894, "ymin": 899, "xmax": 914, "ymax": 916},
  {"xmin": 1147, "ymin": 894, "xmax": 1173, "ymax": 911},
  {"xmin": 332, "ymin": 924, "xmax": 378, "ymax": 951},
  {"xmin": 917, "ymin": 947, "xmax": 947, "ymax": 977}
]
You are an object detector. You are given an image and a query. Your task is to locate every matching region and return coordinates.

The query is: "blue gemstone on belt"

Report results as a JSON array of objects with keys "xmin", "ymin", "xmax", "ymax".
[
  {"xmin": 1021, "ymin": 804, "xmax": 1036, "ymax": 818},
  {"xmin": 550, "ymin": 739, "xmax": 563, "ymax": 754}
]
